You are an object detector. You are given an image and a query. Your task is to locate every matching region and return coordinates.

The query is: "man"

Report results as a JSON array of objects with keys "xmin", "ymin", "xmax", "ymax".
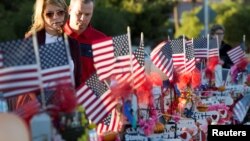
[
  {"xmin": 210, "ymin": 24, "xmax": 233, "ymax": 69},
  {"xmin": 65, "ymin": 0, "xmax": 107, "ymax": 82}
]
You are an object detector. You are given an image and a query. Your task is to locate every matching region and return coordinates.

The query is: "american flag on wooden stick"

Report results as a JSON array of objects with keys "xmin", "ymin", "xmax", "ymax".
[
  {"xmin": 76, "ymin": 73, "xmax": 117, "ymax": 124},
  {"xmin": 171, "ymin": 38, "xmax": 185, "ymax": 73},
  {"xmin": 150, "ymin": 41, "xmax": 174, "ymax": 81},
  {"xmin": 208, "ymin": 38, "xmax": 219, "ymax": 57},
  {"xmin": 113, "ymin": 34, "xmax": 131, "ymax": 75},
  {"xmin": 130, "ymin": 37, "xmax": 146, "ymax": 88},
  {"xmin": 184, "ymin": 39, "xmax": 196, "ymax": 73},
  {"xmin": 0, "ymin": 38, "xmax": 40, "ymax": 97},
  {"xmin": 193, "ymin": 37, "xmax": 208, "ymax": 58},
  {"xmin": 233, "ymin": 94, "xmax": 250, "ymax": 123},
  {"xmin": 227, "ymin": 45, "xmax": 245, "ymax": 64},
  {"xmin": 39, "ymin": 41, "xmax": 73, "ymax": 89},
  {"xmin": 92, "ymin": 34, "xmax": 131, "ymax": 81},
  {"xmin": 92, "ymin": 37, "xmax": 116, "ymax": 81},
  {"xmin": 96, "ymin": 108, "xmax": 122, "ymax": 134},
  {"xmin": 115, "ymin": 36, "xmax": 145, "ymax": 89}
]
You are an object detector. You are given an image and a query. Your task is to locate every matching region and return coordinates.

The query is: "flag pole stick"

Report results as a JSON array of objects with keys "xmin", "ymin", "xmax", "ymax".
[
  {"xmin": 144, "ymin": 50, "xmax": 150, "ymax": 58},
  {"xmin": 207, "ymin": 34, "xmax": 210, "ymax": 62},
  {"xmin": 63, "ymin": 34, "xmax": 75, "ymax": 88},
  {"xmin": 104, "ymin": 80, "xmax": 110, "ymax": 89},
  {"xmin": 207, "ymin": 34, "xmax": 211, "ymax": 86},
  {"xmin": 32, "ymin": 32, "xmax": 46, "ymax": 110},
  {"xmin": 216, "ymin": 35, "xmax": 220, "ymax": 59},
  {"xmin": 168, "ymin": 35, "xmax": 171, "ymax": 41},
  {"xmin": 183, "ymin": 35, "xmax": 186, "ymax": 72},
  {"xmin": 127, "ymin": 26, "xmax": 134, "ymax": 87},
  {"xmin": 243, "ymin": 34, "xmax": 246, "ymax": 52},
  {"xmin": 127, "ymin": 26, "xmax": 138, "ymax": 128},
  {"xmin": 200, "ymin": 59, "xmax": 204, "ymax": 85}
]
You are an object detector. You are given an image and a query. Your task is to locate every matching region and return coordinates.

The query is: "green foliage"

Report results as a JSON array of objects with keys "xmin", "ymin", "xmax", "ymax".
[
  {"xmin": 95, "ymin": 0, "xmax": 173, "ymax": 46},
  {"xmin": 121, "ymin": 0, "xmax": 143, "ymax": 13},
  {"xmin": 176, "ymin": 1, "xmax": 250, "ymax": 51},
  {"xmin": 92, "ymin": 6, "xmax": 135, "ymax": 36},
  {"xmin": 133, "ymin": 2, "xmax": 173, "ymax": 46},
  {"xmin": 175, "ymin": 8, "xmax": 203, "ymax": 39},
  {"xmin": 0, "ymin": 0, "xmax": 33, "ymax": 41},
  {"xmin": 212, "ymin": 2, "xmax": 250, "ymax": 49},
  {"xmin": 95, "ymin": 0, "xmax": 123, "ymax": 9},
  {"xmin": 0, "ymin": 0, "xmax": 174, "ymax": 46},
  {"xmin": 1, "ymin": 0, "xmax": 250, "ymax": 51},
  {"xmin": 223, "ymin": 5, "xmax": 250, "ymax": 49}
]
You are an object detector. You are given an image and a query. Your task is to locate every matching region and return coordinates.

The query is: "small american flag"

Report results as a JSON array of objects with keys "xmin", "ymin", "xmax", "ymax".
[
  {"xmin": 208, "ymin": 38, "xmax": 219, "ymax": 57},
  {"xmin": 150, "ymin": 41, "xmax": 174, "ymax": 81},
  {"xmin": 0, "ymin": 38, "xmax": 40, "ymax": 97},
  {"xmin": 92, "ymin": 37, "xmax": 116, "ymax": 81},
  {"xmin": 76, "ymin": 73, "xmax": 117, "ymax": 124},
  {"xmin": 130, "ymin": 38, "xmax": 146, "ymax": 88},
  {"xmin": 115, "ymin": 37, "xmax": 145, "ymax": 88},
  {"xmin": 112, "ymin": 34, "xmax": 131, "ymax": 75},
  {"xmin": 171, "ymin": 38, "xmax": 185, "ymax": 73},
  {"xmin": 193, "ymin": 37, "xmax": 208, "ymax": 58},
  {"xmin": 227, "ymin": 45, "xmax": 245, "ymax": 64},
  {"xmin": 185, "ymin": 39, "xmax": 196, "ymax": 73},
  {"xmin": 233, "ymin": 94, "xmax": 250, "ymax": 123},
  {"xmin": 39, "ymin": 41, "xmax": 73, "ymax": 89},
  {"xmin": 96, "ymin": 108, "xmax": 122, "ymax": 134},
  {"xmin": 92, "ymin": 34, "xmax": 131, "ymax": 81}
]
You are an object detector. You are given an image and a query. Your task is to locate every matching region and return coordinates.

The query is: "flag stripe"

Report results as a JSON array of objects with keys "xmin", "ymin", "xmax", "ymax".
[
  {"xmin": 233, "ymin": 95, "xmax": 250, "ymax": 123},
  {"xmin": 193, "ymin": 37, "xmax": 208, "ymax": 58},
  {"xmin": 208, "ymin": 38, "xmax": 219, "ymax": 57},
  {"xmin": 92, "ymin": 37, "xmax": 115, "ymax": 80},
  {"xmin": 184, "ymin": 39, "xmax": 195, "ymax": 73},
  {"xmin": 0, "ymin": 39, "xmax": 40, "ymax": 97},
  {"xmin": 115, "ymin": 37, "xmax": 145, "ymax": 88},
  {"xmin": 227, "ymin": 45, "xmax": 245, "ymax": 64},
  {"xmin": 151, "ymin": 41, "xmax": 174, "ymax": 81},
  {"xmin": 96, "ymin": 108, "xmax": 121, "ymax": 134},
  {"xmin": 76, "ymin": 74, "xmax": 117, "ymax": 124},
  {"xmin": 39, "ymin": 41, "xmax": 73, "ymax": 89},
  {"xmin": 92, "ymin": 35, "xmax": 131, "ymax": 81}
]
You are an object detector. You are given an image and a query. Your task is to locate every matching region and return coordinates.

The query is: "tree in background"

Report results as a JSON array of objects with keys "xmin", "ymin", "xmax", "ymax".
[
  {"xmin": 0, "ymin": 0, "xmax": 33, "ymax": 41},
  {"xmin": 0, "ymin": 0, "xmax": 173, "ymax": 47},
  {"xmin": 174, "ymin": 7, "xmax": 202, "ymax": 39},
  {"xmin": 93, "ymin": 0, "xmax": 173, "ymax": 47},
  {"xmin": 220, "ymin": 4, "xmax": 250, "ymax": 48},
  {"xmin": 175, "ymin": 1, "xmax": 250, "ymax": 51},
  {"xmin": 1, "ymin": 0, "xmax": 249, "ymax": 51}
]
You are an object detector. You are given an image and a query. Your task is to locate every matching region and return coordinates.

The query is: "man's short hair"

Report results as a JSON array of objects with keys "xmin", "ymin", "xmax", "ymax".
[{"xmin": 210, "ymin": 24, "xmax": 225, "ymax": 35}]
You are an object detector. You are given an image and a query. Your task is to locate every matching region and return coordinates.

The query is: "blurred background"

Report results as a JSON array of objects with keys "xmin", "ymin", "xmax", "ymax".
[{"xmin": 0, "ymin": 0, "xmax": 249, "ymax": 51}]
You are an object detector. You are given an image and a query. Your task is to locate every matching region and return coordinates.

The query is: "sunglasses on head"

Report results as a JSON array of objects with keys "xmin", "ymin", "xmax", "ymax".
[{"xmin": 45, "ymin": 10, "xmax": 65, "ymax": 18}]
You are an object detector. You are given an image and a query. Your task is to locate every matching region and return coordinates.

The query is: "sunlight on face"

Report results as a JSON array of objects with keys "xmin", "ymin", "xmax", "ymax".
[{"xmin": 69, "ymin": 1, "xmax": 94, "ymax": 33}]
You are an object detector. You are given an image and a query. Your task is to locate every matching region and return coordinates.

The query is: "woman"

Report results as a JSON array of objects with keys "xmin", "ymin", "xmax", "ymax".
[
  {"xmin": 9, "ymin": 0, "xmax": 82, "ymax": 110},
  {"xmin": 25, "ymin": 0, "xmax": 81, "ymax": 87}
]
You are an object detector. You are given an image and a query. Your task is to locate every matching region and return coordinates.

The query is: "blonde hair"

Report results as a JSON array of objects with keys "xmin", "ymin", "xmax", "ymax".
[{"xmin": 25, "ymin": 0, "xmax": 68, "ymax": 38}]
